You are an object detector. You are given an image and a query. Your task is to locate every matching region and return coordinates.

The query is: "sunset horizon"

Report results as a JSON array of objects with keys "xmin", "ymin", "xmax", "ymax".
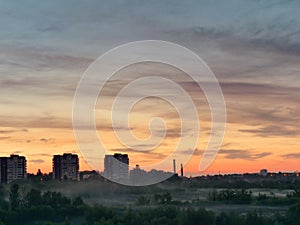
[
  {"xmin": 1, "ymin": 1, "xmax": 300, "ymax": 224},
  {"xmin": 1, "ymin": 0, "xmax": 299, "ymax": 178}
]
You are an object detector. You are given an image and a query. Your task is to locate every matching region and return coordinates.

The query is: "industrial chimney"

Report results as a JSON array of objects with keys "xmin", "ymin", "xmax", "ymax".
[
  {"xmin": 173, "ymin": 159, "xmax": 176, "ymax": 174},
  {"xmin": 180, "ymin": 164, "xmax": 184, "ymax": 177}
]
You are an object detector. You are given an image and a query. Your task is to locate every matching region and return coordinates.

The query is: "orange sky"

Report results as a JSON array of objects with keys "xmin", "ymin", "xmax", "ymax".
[{"xmin": 0, "ymin": 105, "xmax": 299, "ymax": 175}]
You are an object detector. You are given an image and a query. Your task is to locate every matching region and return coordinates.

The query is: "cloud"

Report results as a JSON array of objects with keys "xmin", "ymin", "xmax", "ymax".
[
  {"xmin": 28, "ymin": 153, "xmax": 53, "ymax": 157},
  {"xmin": 218, "ymin": 82, "xmax": 300, "ymax": 137},
  {"xmin": 110, "ymin": 147, "xmax": 168, "ymax": 159},
  {"xmin": 0, "ymin": 137, "xmax": 11, "ymax": 140},
  {"xmin": 239, "ymin": 125, "xmax": 299, "ymax": 137},
  {"xmin": 164, "ymin": 0, "xmax": 300, "ymax": 56},
  {"xmin": 281, "ymin": 153, "xmax": 300, "ymax": 159},
  {"xmin": 93, "ymin": 79, "xmax": 300, "ymax": 139},
  {"xmin": 39, "ymin": 138, "xmax": 55, "ymax": 143},
  {"xmin": 0, "ymin": 115, "xmax": 71, "ymax": 129},
  {"xmin": 96, "ymin": 124, "xmax": 135, "ymax": 132},
  {"xmin": 29, "ymin": 159, "xmax": 45, "ymax": 164},
  {"xmin": 4, "ymin": 151, "xmax": 24, "ymax": 155},
  {"xmin": 219, "ymin": 149, "xmax": 272, "ymax": 160},
  {"xmin": 179, "ymin": 148, "xmax": 203, "ymax": 156},
  {"xmin": 0, "ymin": 49, "xmax": 92, "ymax": 74},
  {"xmin": 0, "ymin": 129, "xmax": 28, "ymax": 134}
]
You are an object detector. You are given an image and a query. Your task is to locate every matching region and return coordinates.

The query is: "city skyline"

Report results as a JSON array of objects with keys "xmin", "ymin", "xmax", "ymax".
[
  {"xmin": 0, "ymin": 1, "xmax": 300, "ymax": 176},
  {"xmin": 0, "ymin": 152, "xmax": 182, "ymax": 176},
  {"xmin": 0, "ymin": 151, "xmax": 299, "ymax": 179}
]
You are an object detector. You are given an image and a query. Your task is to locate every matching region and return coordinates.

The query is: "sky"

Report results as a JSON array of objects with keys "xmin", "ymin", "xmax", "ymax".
[{"xmin": 0, "ymin": 0, "xmax": 300, "ymax": 176}]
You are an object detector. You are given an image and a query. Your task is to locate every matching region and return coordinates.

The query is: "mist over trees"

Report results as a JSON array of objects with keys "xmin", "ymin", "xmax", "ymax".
[{"xmin": 0, "ymin": 180, "xmax": 299, "ymax": 225}]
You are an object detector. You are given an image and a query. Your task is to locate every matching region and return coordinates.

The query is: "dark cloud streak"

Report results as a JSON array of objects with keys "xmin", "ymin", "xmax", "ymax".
[{"xmin": 219, "ymin": 149, "xmax": 272, "ymax": 160}]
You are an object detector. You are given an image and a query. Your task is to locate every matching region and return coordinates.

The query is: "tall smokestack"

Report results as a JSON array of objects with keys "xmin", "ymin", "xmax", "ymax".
[
  {"xmin": 180, "ymin": 164, "xmax": 184, "ymax": 177},
  {"xmin": 173, "ymin": 159, "xmax": 176, "ymax": 174}
]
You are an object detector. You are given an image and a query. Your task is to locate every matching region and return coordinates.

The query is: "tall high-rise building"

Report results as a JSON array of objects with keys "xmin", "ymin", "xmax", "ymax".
[
  {"xmin": 52, "ymin": 153, "xmax": 79, "ymax": 181},
  {"xmin": 104, "ymin": 153, "xmax": 129, "ymax": 181},
  {"xmin": 0, "ymin": 155, "xmax": 27, "ymax": 183},
  {"xmin": 0, "ymin": 157, "xmax": 7, "ymax": 183},
  {"xmin": 104, "ymin": 155, "xmax": 114, "ymax": 179}
]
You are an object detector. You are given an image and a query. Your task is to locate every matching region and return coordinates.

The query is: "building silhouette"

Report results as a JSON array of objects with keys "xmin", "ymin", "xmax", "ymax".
[
  {"xmin": 104, "ymin": 153, "xmax": 129, "ymax": 181},
  {"xmin": 260, "ymin": 169, "xmax": 268, "ymax": 176},
  {"xmin": 0, "ymin": 154, "xmax": 27, "ymax": 183},
  {"xmin": 52, "ymin": 153, "xmax": 79, "ymax": 180},
  {"xmin": 129, "ymin": 164, "xmax": 147, "ymax": 184}
]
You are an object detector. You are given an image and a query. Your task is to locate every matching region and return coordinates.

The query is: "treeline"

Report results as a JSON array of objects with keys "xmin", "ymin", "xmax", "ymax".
[
  {"xmin": 14, "ymin": 204, "xmax": 300, "ymax": 225},
  {"xmin": 207, "ymin": 188, "xmax": 300, "ymax": 205},
  {"xmin": 189, "ymin": 176, "xmax": 300, "ymax": 189},
  {"xmin": 136, "ymin": 192, "xmax": 173, "ymax": 205},
  {"xmin": 9, "ymin": 183, "xmax": 83, "ymax": 210},
  {"xmin": 1, "ymin": 184, "xmax": 300, "ymax": 224},
  {"xmin": 0, "ymin": 183, "xmax": 86, "ymax": 225},
  {"xmin": 136, "ymin": 189, "xmax": 300, "ymax": 206},
  {"xmin": 208, "ymin": 189, "xmax": 252, "ymax": 204}
]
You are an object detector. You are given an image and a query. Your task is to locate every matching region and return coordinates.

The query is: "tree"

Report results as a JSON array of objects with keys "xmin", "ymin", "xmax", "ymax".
[
  {"xmin": 136, "ymin": 195, "xmax": 150, "ymax": 205},
  {"xmin": 26, "ymin": 189, "xmax": 43, "ymax": 207},
  {"xmin": 64, "ymin": 217, "xmax": 72, "ymax": 225},
  {"xmin": 42, "ymin": 191, "xmax": 71, "ymax": 208},
  {"xmin": 179, "ymin": 208, "xmax": 216, "ymax": 225},
  {"xmin": 287, "ymin": 203, "xmax": 300, "ymax": 225},
  {"xmin": 72, "ymin": 196, "xmax": 84, "ymax": 206},
  {"xmin": 153, "ymin": 192, "xmax": 172, "ymax": 204},
  {"xmin": 9, "ymin": 183, "xmax": 20, "ymax": 210},
  {"xmin": 208, "ymin": 189, "xmax": 218, "ymax": 201},
  {"xmin": 216, "ymin": 212, "xmax": 244, "ymax": 225},
  {"xmin": 245, "ymin": 211, "xmax": 264, "ymax": 225}
]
